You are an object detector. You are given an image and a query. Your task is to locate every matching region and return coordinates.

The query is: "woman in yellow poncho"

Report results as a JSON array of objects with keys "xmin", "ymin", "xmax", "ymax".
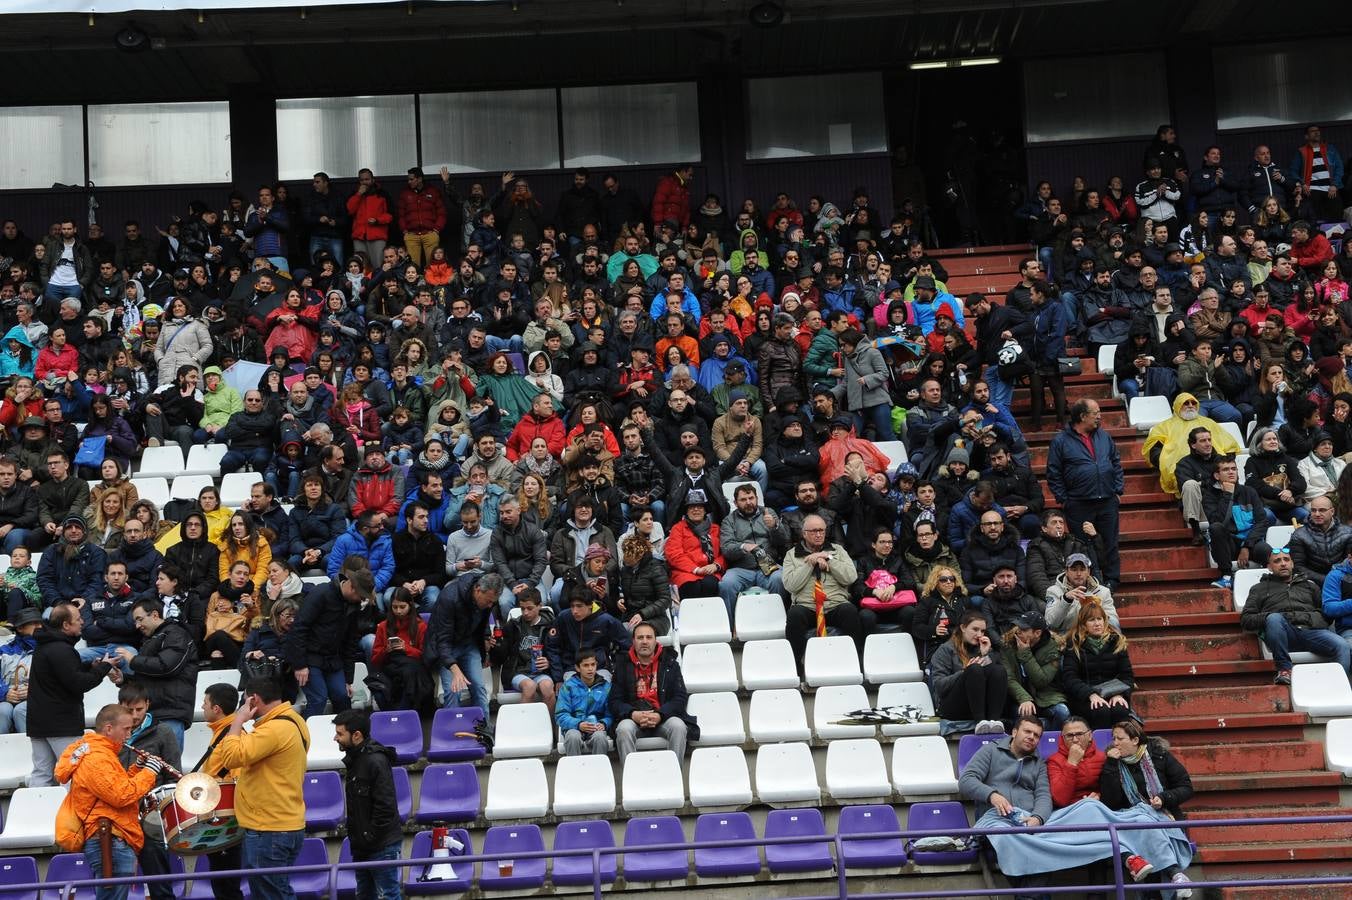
[{"xmin": 1143, "ymin": 392, "xmax": 1242, "ymax": 496}]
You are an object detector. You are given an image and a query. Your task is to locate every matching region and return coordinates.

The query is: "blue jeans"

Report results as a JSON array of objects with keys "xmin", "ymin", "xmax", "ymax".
[
  {"xmin": 1199, "ymin": 398, "xmax": 1242, "ymax": 425},
  {"xmin": 353, "ymin": 840, "xmax": 402, "ymax": 900},
  {"xmin": 1118, "ymin": 376, "xmax": 1141, "ymax": 401},
  {"xmin": 84, "ymin": 834, "xmax": 137, "ymax": 900},
  {"xmin": 80, "ymin": 644, "xmax": 136, "ymax": 674},
  {"xmin": 381, "ymin": 584, "xmax": 439, "ymax": 614},
  {"xmin": 44, "ymin": 281, "xmax": 83, "ymax": 306},
  {"xmin": 1262, "ymin": 614, "xmax": 1351, "ymax": 673},
  {"xmin": 221, "ymin": 447, "xmax": 272, "ymax": 474},
  {"xmin": 1037, "ymin": 246, "xmax": 1056, "ymax": 282},
  {"xmin": 241, "ymin": 828, "xmax": 305, "ymax": 900},
  {"xmin": 982, "ymin": 364, "xmax": 1015, "ymax": 412},
  {"xmin": 1, "ymin": 529, "xmax": 31, "ymax": 554},
  {"xmin": 439, "ymin": 643, "xmax": 490, "ymax": 718},
  {"xmin": 265, "ymin": 468, "xmax": 302, "ymax": 500},
  {"xmin": 718, "ymin": 568, "xmax": 784, "ymax": 617},
  {"xmin": 308, "ymin": 236, "xmax": 346, "ymax": 267},
  {"xmin": 300, "ymin": 667, "xmax": 351, "ymax": 719},
  {"xmin": 853, "ymin": 404, "xmax": 897, "ymax": 441},
  {"xmin": 484, "ymin": 335, "xmax": 524, "ymax": 355},
  {"xmin": 160, "ymin": 718, "xmax": 187, "ymax": 748}
]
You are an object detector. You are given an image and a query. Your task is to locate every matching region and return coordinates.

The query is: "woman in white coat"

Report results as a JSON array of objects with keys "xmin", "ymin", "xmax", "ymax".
[
  {"xmin": 154, "ymin": 295, "xmax": 214, "ymax": 387},
  {"xmin": 1298, "ymin": 431, "xmax": 1346, "ymax": 502}
]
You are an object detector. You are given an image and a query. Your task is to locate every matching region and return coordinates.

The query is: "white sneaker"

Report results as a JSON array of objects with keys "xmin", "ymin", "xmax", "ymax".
[
  {"xmin": 1171, "ymin": 872, "xmax": 1192, "ymax": 898},
  {"xmin": 975, "ymin": 719, "xmax": 1005, "ymax": 735}
]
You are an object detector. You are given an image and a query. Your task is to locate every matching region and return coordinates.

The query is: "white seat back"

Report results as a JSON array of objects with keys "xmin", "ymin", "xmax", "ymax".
[
  {"xmin": 739, "ymin": 639, "xmax": 799, "ymax": 690},
  {"xmin": 688, "ymin": 746, "xmax": 753, "ymax": 807}
]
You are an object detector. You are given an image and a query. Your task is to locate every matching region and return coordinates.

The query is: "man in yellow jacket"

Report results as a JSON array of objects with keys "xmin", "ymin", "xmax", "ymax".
[
  {"xmin": 55, "ymin": 703, "xmax": 163, "ymax": 900},
  {"xmin": 215, "ymin": 676, "xmax": 310, "ymax": 900},
  {"xmin": 197, "ymin": 682, "xmax": 246, "ymax": 900}
]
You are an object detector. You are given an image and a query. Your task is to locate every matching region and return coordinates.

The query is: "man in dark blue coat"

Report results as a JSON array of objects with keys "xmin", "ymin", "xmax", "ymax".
[{"xmin": 1046, "ymin": 399, "xmax": 1124, "ymax": 589}]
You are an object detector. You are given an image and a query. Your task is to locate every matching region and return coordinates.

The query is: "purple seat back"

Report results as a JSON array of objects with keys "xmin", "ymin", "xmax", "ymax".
[
  {"xmin": 957, "ymin": 733, "xmax": 1002, "ymax": 772},
  {"xmin": 907, "ymin": 801, "xmax": 979, "ymax": 865},
  {"xmin": 370, "ymin": 710, "xmax": 425, "ymax": 764},
  {"xmin": 43, "ymin": 854, "xmax": 94, "ymax": 900},
  {"xmin": 415, "ymin": 764, "xmax": 480, "ymax": 823},
  {"xmin": 552, "ymin": 821, "xmax": 617, "ymax": 886},
  {"xmin": 622, "ymin": 816, "xmax": 689, "ymax": 882},
  {"xmin": 303, "ymin": 771, "xmax": 346, "ymax": 830},
  {"xmin": 837, "ymin": 804, "xmax": 906, "ymax": 869},
  {"xmin": 403, "ymin": 830, "xmax": 474, "ymax": 895},
  {"xmin": 1093, "ymin": 728, "xmax": 1112, "ymax": 751},
  {"xmin": 693, "ymin": 813, "xmax": 761, "ymax": 878},
  {"xmin": 287, "ymin": 838, "xmax": 334, "ymax": 897},
  {"xmin": 764, "ymin": 808, "xmax": 833, "ymax": 873},
  {"xmin": 480, "ymin": 825, "xmax": 547, "ymax": 890},
  {"xmin": 426, "ymin": 707, "xmax": 487, "ymax": 762},
  {"xmin": 0, "ymin": 856, "xmax": 38, "ymax": 900},
  {"xmin": 1039, "ymin": 732, "xmax": 1061, "ymax": 759},
  {"xmin": 336, "ymin": 840, "xmax": 357, "ymax": 897},
  {"xmin": 392, "ymin": 766, "xmax": 412, "ymax": 822}
]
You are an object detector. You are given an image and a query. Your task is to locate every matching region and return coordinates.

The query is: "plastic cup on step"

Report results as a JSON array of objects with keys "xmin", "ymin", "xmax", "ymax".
[{"xmin": 499, "ymin": 859, "xmax": 514, "ymax": 877}]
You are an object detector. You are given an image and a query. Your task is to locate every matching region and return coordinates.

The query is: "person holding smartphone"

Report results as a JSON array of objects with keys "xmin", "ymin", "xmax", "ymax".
[{"xmin": 928, "ymin": 610, "xmax": 1009, "ymax": 735}]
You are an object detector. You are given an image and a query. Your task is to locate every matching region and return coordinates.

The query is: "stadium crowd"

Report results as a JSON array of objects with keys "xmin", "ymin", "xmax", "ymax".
[{"xmin": 3, "ymin": 121, "xmax": 1352, "ymax": 898}]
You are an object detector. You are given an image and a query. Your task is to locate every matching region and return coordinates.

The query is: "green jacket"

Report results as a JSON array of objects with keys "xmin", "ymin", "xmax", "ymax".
[
  {"xmin": 1000, "ymin": 630, "xmax": 1067, "ymax": 710},
  {"xmin": 201, "ymin": 371, "xmax": 243, "ymax": 429},
  {"xmin": 803, "ymin": 329, "xmax": 842, "ymax": 389}
]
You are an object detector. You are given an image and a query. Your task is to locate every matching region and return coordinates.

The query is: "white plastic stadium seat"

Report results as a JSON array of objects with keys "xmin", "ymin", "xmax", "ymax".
[
  {"xmin": 129, "ymin": 477, "xmax": 170, "ymax": 513},
  {"xmin": 137, "ymin": 446, "xmax": 187, "ymax": 479},
  {"xmin": 305, "ymin": 715, "xmax": 345, "ymax": 769},
  {"xmin": 551, "ymin": 755, "xmax": 616, "ymax": 816},
  {"xmin": 170, "ymin": 474, "xmax": 214, "ymax": 502},
  {"xmin": 0, "ymin": 734, "xmax": 31, "ymax": 788},
  {"xmin": 812, "ymin": 684, "xmax": 875, "ymax": 740},
  {"xmin": 720, "ymin": 480, "xmax": 764, "ymax": 508},
  {"xmin": 183, "ymin": 444, "xmax": 229, "ymax": 476},
  {"xmin": 739, "ymin": 639, "xmax": 799, "ymax": 690},
  {"xmin": 890, "ymin": 736, "xmax": 959, "ymax": 796},
  {"xmin": 676, "ymin": 596, "xmax": 731, "ymax": 644},
  {"xmin": 825, "ymin": 739, "xmax": 892, "ymax": 801},
  {"xmin": 1266, "ymin": 525, "xmax": 1296, "ymax": 552},
  {"xmin": 1218, "ymin": 421, "xmax": 1244, "ymax": 449},
  {"xmin": 493, "ymin": 703, "xmax": 555, "ymax": 758},
  {"xmin": 182, "ymin": 723, "xmax": 215, "ymax": 770},
  {"xmin": 734, "ymin": 591, "xmax": 786, "ymax": 641},
  {"xmin": 220, "ymin": 472, "xmax": 264, "ymax": 509},
  {"xmin": 803, "ymin": 635, "xmax": 863, "ymax": 687},
  {"xmin": 1324, "ymin": 718, "xmax": 1352, "ymax": 775},
  {"xmin": 193, "ymin": 670, "xmax": 232, "ymax": 721},
  {"xmin": 484, "ymin": 758, "xmax": 549, "ymax": 820},
  {"xmin": 754, "ymin": 743, "xmax": 821, "ymax": 805},
  {"xmin": 876, "ymin": 682, "xmax": 941, "ymax": 737},
  {"xmin": 1291, "ymin": 663, "xmax": 1352, "ymax": 717},
  {"xmin": 686, "ymin": 692, "xmax": 746, "ymax": 746},
  {"xmin": 679, "ymin": 643, "xmax": 739, "ymax": 693},
  {"xmin": 1231, "ymin": 568, "xmax": 1265, "ymax": 613},
  {"xmin": 875, "ymin": 440, "xmax": 909, "ymax": 473},
  {"xmin": 84, "ymin": 677, "xmax": 122, "ymax": 727},
  {"xmin": 1097, "ymin": 344, "xmax": 1116, "ymax": 381},
  {"xmin": 688, "ymin": 746, "xmax": 753, "ymax": 807},
  {"xmin": 621, "ymin": 750, "xmax": 685, "ymax": 812},
  {"xmin": 863, "ymin": 632, "xmax": 923, "ymax": 684},
  {"xmin": 1128, "ymin": 396, "xmax": 1171, "ymax": 431},
  {"xmin": 748, "ymin": 689, "xmax": 811, "ymax": 743},
  {"xmin": 0, "ymin": 786, "xmax": 67, "ymax": 848}
]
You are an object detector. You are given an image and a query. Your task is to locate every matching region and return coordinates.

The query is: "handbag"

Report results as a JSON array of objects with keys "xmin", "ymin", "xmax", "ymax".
[
  {"xmin": 1093, "ymin": 678, "xmax": 1133, "ymax": 698},
  {"xmin": 860, "ymin": 589, "xmax": 918, "ymax": 611},
  {"xmin": 1057, "ymin": 356, "xmax": 1083, "ymax": 376},
  {"xmin": 997, "ymin": 339, "xmax": 1033, "ymax": 381},
  {"xmin": 74, "ymin": 435, "xmax": 107, "ymax": 468}
]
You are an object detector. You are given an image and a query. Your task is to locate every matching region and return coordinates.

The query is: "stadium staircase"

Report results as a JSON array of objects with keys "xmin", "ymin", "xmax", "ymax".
[{"xmin": 950, "ymin": 243, "xmax": 1352, "ymax": 898}]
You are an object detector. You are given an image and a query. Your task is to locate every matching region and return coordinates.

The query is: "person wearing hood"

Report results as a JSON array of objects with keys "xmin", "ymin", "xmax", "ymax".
[
  {"xmin": 0, "ymin": 325, "xmax": 35, "ymax": 380},
  {"xmin": 162, "ymin": 511, "xmax": 221, "ymax": 618},
  {"xmin": 1299, "ymin": 432, "xmax": 1346, "ymax": 503},
  {"xmin": 196, "ymin": 364, "xmax": 242, "ymax": 444},
  {"xmin": 0, "ymin": 607, "xmax": 40, "ymax": 733},
  {"xmin": 1045, "ymin": 553, "xmax": 1120, "ymax": 634},
  {"xmin": 999, "ymin": 610, "xmax": 1070, "ymax": 728},
  {"xmin": 765, "ymin": 416, "xmax": 820, "ymax": 509},
  {"xmin": 1246, "ymin": 426, "xmax": 1309, "ymax": 523},
  {"xmin": 333, "ymin": 709, "xmax": 403, "ymax": 899},
  {"xmin": 1143, "ymin": 392, "xmax": 1242, "ymax": 496}
]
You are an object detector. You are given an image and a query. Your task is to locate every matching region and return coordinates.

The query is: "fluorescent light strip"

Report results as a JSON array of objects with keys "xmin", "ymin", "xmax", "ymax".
[{"xmin": 909, "ymin": 56, "xmax": 1002, "ymax": 70}]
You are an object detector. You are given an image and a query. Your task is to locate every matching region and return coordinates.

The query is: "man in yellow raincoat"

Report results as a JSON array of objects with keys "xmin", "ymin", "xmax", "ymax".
[{"xmin": 1143, "ymin": 392, "xmax": 1241, "ymax": 496}]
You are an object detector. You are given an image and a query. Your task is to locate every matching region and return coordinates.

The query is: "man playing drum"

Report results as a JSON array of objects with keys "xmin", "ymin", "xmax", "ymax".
[
  {"xmin": 115, "ymin": 683, "xmax": 182, "ymax": 900},
  {"xmin": 198, "ymin": 683, "xmax": 246, "ymax": 900}
]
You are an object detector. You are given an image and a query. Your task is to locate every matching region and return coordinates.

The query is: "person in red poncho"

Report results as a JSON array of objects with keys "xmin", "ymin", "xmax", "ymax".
[
  {"xmin": 1047, "ymin": 715, "xmax": 1107, "ymax": 809},
  {"xmin": 818, "ymin": 416, "xmax": 891, "ymax": 490}
]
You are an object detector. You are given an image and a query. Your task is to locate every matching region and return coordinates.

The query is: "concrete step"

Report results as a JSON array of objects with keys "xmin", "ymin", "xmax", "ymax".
[
  {"xmin": 1030, "ymin": 441, "xmax": 1148, "ymax": 470},
  {"xmin": 1218, "ymin": 867, "xmax": 1352, "ymax": 899},
  {"xmin": 1130, "ymin": 632, "xmax": 1264, "ymax": 665},
  {"xmin": 1189, "ymin": 806, "xmax": 1352, "ymax": 847},
  {"xmin": 1134, "ymin": 659, "xmax": 1276, "ymax": 692},
  {"xmin": 1008, "ymin": 383, "xmax": 1121, "ymax": 409},
  {"xmin": 1185, "ymin": 770, "xmax": 1345, "ymax": 810},
  {"xmin": 936, "ymin": 256, "xmax": 1023, "ymax": 277},
  {"xmin": 1120, "ymin": 611, "xmax": 1239, "ymax": 631},
  {"xmin": 1039, "ymin": 472, "xmax": 1161, "ymax": 504},
  {"xmin": 1120, "ymin": 543, "xmax": 1211, "ymax": 574},
  {"xmin": 1134, "ymin": 684, "xmax": 1292, "ymax": 719},
  {"xmin": 1169, "ymin": 740, "xmax": 1324, "ymax": 777},
  {"xmin": 1022, "ymin": 425, "xmax": 1138, "ymax": 447},
  {"xmin": 1201, "ymin": 839, "xmax": 1352, "ymax": 865},
  {"xmin": 1115, "ymin": 586, "xmax": 1230, "ymax": 616},
  {"xmin": 932, "ymin": 243, "xmax": 1033, "ymax": 258}
]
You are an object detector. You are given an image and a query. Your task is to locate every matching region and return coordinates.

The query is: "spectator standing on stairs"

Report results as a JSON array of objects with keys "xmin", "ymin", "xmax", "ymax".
[{"xmin": 1048, "ymin": 399, "xmax": 1124, "ymax": 589}]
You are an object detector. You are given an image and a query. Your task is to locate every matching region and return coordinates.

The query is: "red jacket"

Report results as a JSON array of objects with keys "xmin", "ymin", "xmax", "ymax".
[
  {"xmin": 398, "ymin": 185, "xmax": 447, "ymax": 235},
  {"xmin": 371, "ymin": 616, "xmax": 427, "ymax": 668},
  {"xmin": 351, "ymin": 463, "xmax": 403, "ymax": 518},
  {"xmin": 1046, "ymin": 732, "xmax": 1106, "ymax": 809},
  {"xmin": 666, "ymin": 519, "xmax": 725, "ymax": 587},
  {"xmin": 346, "ymin": 188, "xmax": 393, "ymax": 242},
  {"xmin": 1291, "ymin": 233, "xmax": 1334, "ymax": 272},
  {"xmin": 651, "ymin": 172, "xmax": 691, "ymax": 230},
  {"xmin": 506, "ymin": 412, "xmax": 567, "ymax": 461}
]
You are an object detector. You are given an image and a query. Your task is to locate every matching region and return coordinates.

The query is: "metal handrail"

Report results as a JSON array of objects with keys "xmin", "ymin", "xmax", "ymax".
[{"xmin": 18, "ymin": 812, "xmax": 1352, "ymax": 900}]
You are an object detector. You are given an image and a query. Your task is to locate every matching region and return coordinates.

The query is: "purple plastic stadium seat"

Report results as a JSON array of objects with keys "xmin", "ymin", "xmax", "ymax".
[
  {"xmin": 693, "ymin": 813, "xmax": 761, "ymax": 877},
  {"xmin": 415, "ymin": 764, "xmax": 480, "ymax": 823},
  {"xmin": 837, "ymin": 805, "xmax": 906, "ymax": 869},
  {"xmin": 370, "ymin": 710, "xmax": 425, "ymax": 764},
  {"xmin": 0, "ymin": 856, "xmax": 38, "ymax": 900},
  {"xmin": 42, "ymin": 854, "xmax": 95, "ymax": 900},
  {"xmin": 288, "ymin": 838, "xmax": 335, "ymax": 899},
  {"xmin": 392, "ymin": 766, "xmax": 413, "ymax": 822},
  {"xmin": 1039, "ymin": 732, "xmax": 1061, "ymax": 759},
  {"xmin": 479, "ymin": 825, "xmax": 547, "ymax": 891},
  {"xmin": 907, "ymin": 801, "xmax": 979, "ymax": 865},
  {"xmin": 622, "ymin": 816, "xmax": 689, "ymax": 882},
  {"xmin": 303, "ymin": 771, "xmax": 346, "ymax": 830},
  {"xmin": 404, "ymin": 830, "xmax": 474, "ymax": 895},
  {"xmin": 551, "ymin": 821, "xmax": 618, "ymax": 887},
  {"xmin": 957, "ymin": 733, "xmax": 1002, "ymax": 772},
  {"xmin": 764, "ymin": 808, "xmax": 834, "ymax": 874},
  {"xmin": 426, "ymin": 707, "xmax": 487, "ymax": 762},
  {"xmin": 1093, "ymin": 729, "xmax": 1112, "ymax": 751},
  {"xmin": 336, "ymin": 840, "xmax": 357, "ymax": 899}
]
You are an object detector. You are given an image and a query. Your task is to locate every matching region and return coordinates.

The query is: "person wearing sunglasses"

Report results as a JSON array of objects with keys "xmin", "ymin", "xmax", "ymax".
[
  {"xmin": 1239, "ymin": 545, "xmax": 1350, "ymax": 685},
  {"xmin": 911, "ymin": 564, "xmax": 970, "ymax": 667}
]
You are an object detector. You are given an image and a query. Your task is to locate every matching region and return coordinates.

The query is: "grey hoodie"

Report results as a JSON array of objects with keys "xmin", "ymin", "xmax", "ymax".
[{"xmin": 958, "ymin": 735, "xmax": 1052, "ymax": 822}]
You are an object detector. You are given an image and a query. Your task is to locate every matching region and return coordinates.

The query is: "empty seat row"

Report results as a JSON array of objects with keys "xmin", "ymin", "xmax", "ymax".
[{"xmin": 681, "ymin": 634, "xmax": 922, "ymax": 693}]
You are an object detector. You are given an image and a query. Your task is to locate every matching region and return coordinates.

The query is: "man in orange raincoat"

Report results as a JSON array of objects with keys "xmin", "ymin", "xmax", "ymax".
[{"xmin": 55, "ymin": 703, "xmax": 163, "ymax": 900}]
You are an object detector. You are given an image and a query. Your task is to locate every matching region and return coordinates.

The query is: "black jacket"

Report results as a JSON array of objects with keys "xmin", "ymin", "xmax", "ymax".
[
  {"xmin": 28, "ymin": 626, "xmax": 113, "ymax": 738},
  {"xmin": 112, "ymin": 536, "xmax": 165, "ymax": 595},
  {"xmin": 1099, "ymin": 739, "xmax": 1193, "ymax": 820},
  {"xmin": 0, "ymin": 481, "xmax": 38, "ymax": 530},
  {"xmin": 282, "ymin": 579, "xmax": 362, "ymax": 680},
  {"xmin": 1025, "ymin": 532, "xmax": 1101, "ymax": 602},
  {"xmin": 343, "ymin": 740, "xmax": 402, "ymax": 857},
  {"xmin": 490, "ymin": 520, "xmax": 548, "ymax": 586},
  {"xmin": 129, "ymin": 618, "xmax": 199, "ymax": 725},
  {"xmin": 607, "ymin": 645, "xmax": 699, "ymax": 740},
  {"xmin": 960, "ymin": 527, "xmax": 1027, "ymax": 589},
  {"xmin": 392, "ymin": 528, "xmax": 448, "ymax": 589},
  {"xmin": 287, "ymin": 500, "xmax": 347, "ymax": 561},
  {"xmin": 1061, "ymin": 634, "xmax": 1134, "ymax": 708},
  {"xmin": 1239, "ymin": 571, "xmax": 1327, "ymax": 633},
  {"xmin": 425, "ymin": 573, "xmax": 491, "ymax": 669},
  {"xmin": 911, "ymin": 590, "xmax": 971, "ymax": 665},
  {"xmin": 1245, "ymin": 449, "xmax": 1307, "ymax": 512},
  {"xmin": 1290, "ymin": 520, "xmax": 1352, "ymax": 580},
  {"xmin": 163, "ymin": 523, "xmax": 222, "ymax": 616},
  {"xmin": 83, "ymin": 587, "xmax": 140, "ymax": 647},
  {"xmin": 618, "ymin": 552, "xmax": 672, "ymax": 635}
]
